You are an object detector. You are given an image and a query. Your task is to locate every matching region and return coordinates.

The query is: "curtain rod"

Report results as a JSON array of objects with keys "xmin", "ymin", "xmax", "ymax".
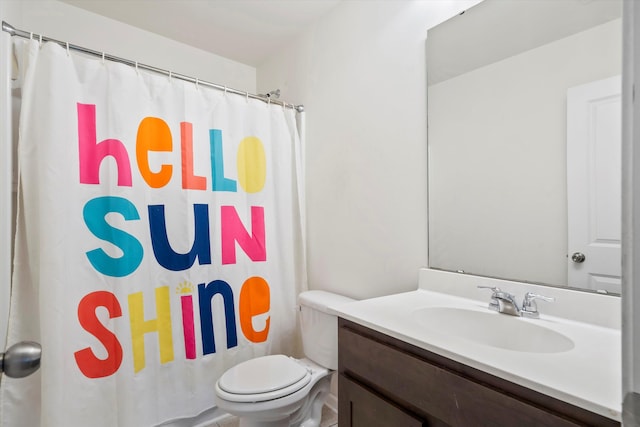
[{"xmin": 1, "ymin": 21, "xmax": 304, "ymax": 113}]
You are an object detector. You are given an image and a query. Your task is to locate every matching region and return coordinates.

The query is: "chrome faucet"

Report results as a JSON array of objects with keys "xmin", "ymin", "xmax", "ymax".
[
  {"xmin": 478, "ymin": 286, "xmax": 554, "ymax": 318},
  {"xmin": 521, "ymin": 292, "xmax": 555, "ymax": 319}
]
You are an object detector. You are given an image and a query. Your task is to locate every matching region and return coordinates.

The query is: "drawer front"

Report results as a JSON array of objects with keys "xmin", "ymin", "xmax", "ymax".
[{"xmin": 339, "ymin": 323, "xmax": 586, "ymax": 427}]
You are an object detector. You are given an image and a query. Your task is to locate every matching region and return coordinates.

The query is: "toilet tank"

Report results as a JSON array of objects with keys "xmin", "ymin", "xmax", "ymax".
[{"xmin": 298, "ymin": 290, "xmax": 355, "ymax": 370}]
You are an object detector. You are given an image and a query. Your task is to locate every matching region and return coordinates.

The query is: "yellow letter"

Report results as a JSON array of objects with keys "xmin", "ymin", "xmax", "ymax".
[
  {"xmin": 128, "ymin": 286, "xmax": 174, "ymax": 373},
  {"xmin": 237, "ymin": 136, "xmax": 266, "ymax": 193}
]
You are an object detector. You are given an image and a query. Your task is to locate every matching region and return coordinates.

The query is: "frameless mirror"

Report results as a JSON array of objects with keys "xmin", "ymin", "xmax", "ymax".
[{"xmin": 427, "ymin": 0, "xmax": 622, "ymax": 294}]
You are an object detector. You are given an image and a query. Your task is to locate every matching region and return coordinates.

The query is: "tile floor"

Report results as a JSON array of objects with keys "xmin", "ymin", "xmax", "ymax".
[{"xmin": 215, "ymin": 405, "xmax": 338, "ymax": 427}]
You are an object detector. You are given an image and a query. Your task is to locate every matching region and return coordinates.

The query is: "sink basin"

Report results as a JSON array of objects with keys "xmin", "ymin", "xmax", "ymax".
[{"xmin": 410, "ymin": 307, "xmax": 574, "ymax": 353}]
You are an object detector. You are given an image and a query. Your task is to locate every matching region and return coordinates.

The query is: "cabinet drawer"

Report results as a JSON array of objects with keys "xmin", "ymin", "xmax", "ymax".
[{"xmin": 339, "ymin": 322, "xmax": 588, "ymax": 427}]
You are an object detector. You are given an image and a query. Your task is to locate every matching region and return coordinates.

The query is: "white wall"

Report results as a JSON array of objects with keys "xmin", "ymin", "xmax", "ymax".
[
  {"xmin": 0, "ymin": 0, "xmax": 256, "ymax": 352},
  {"xmin": 257, "ymin": 0, "xmax": 481, "ymax": 300},
  {"xmin": 2, "ymin": 0, "xmax": 256, "ymax": 92},
  {"xmin": 428, "ymin": 19, "xmax": 621, "ymax": 286}
]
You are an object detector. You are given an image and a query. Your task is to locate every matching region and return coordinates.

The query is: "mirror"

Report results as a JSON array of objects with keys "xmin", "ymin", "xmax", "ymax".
[{"xmin": 427, "ymin": 0, "xmax": 622, "ymax": 294}]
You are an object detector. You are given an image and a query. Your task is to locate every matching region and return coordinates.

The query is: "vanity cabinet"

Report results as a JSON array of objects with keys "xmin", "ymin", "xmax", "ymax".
[{"xmin": 338, "ymin": 318, "xmax": 619, "ymax": 427}]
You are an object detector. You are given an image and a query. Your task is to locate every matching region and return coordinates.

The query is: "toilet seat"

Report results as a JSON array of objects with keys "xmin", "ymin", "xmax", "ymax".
[{"xmin": 216, "ymin": 355, "xmax": 312, "ymax": 403}]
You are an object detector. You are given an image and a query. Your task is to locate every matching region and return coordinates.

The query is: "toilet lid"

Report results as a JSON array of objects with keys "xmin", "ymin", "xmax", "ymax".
[{"xmin": 217, "ymin": 355, "xmax": 311, "ymax": 400}]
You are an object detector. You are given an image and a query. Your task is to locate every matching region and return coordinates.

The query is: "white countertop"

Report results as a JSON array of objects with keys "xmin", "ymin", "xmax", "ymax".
[{"xmin": 332, "ymin": 269, "xmax": 621, "ymax": 421}]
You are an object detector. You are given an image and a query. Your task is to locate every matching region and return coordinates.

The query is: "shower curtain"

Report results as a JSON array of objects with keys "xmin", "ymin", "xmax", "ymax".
[{"xmin": 0, "ymin": 39, "xmax": 306, "ymax": 426}]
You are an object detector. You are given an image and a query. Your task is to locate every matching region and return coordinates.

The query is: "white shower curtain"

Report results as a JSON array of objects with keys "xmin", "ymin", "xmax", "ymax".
[{"xmin": 1, "ymin": 39, "xmax": 306, "ymax": 427}]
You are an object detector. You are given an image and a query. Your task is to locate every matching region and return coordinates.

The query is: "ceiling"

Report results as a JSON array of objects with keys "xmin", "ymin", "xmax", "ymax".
[{"xmin": 59, "ymin": 0, "xmax": 342, "ymax": 67}]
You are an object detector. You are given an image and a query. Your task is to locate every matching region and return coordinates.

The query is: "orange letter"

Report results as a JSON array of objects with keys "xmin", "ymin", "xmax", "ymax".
[
  {"xmin": 137, "ymin": 117, "xmax": 173, "ymax": 188},
  {"xmin": 74, "ymin": 291, "xmax": 123, "ymax": 378},
  {"xmin": 239, "ymin": 276, "xmax": 270, "ymax": 343},
  {"xmin": 181, "ymin": 122, "xmax": 207, "ymax": 190}
]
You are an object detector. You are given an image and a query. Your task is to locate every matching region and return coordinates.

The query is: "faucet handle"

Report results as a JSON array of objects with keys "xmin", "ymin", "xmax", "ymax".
[
  {"xmin": 477, "ymin": 286, "xmax": 501, "ymax": 311},
  {"xmin": 521, "ymin": 292, "xmax": 555, "ymax": 318},
  {"xmin": 478, "ymin": 286, "xmax": 515, "ymax": 299}
]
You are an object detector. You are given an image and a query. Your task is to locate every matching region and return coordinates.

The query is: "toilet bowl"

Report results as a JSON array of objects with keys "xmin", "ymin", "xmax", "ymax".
[
  {"xmin": 215, "ymin": 356, "xmax": 331, "ymax": 427},
  {"xmin": 214, "ymin": 291, "xmax": 354, "ymax": 427}
]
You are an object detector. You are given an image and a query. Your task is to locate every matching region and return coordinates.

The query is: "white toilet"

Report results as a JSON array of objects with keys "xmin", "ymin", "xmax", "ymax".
[{"xmin": 214, "ymin": 290, "xmax": 354, "ymax": 427}]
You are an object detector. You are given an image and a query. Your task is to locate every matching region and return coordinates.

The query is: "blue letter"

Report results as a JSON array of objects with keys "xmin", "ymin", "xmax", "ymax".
[
  {"xmin": 148, "ymin": 204, "xmax": 212, "ymax": 271},
  {"xmin": 83, "ymin": 196, "xmax": 143, "ymax": 277},
  {"xmin": 198, "ymin": 280, "xmax": 238, "ymax": 355},
  {"xmin": 210, "ymin": 129, "xmax": 237, "ymax": 192}
]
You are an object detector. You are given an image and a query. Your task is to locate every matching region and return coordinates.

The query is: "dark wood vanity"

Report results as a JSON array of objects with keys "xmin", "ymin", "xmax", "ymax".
[{"xmin": 338, "ymin": 318, "xmax": 619, "ymax": 427}]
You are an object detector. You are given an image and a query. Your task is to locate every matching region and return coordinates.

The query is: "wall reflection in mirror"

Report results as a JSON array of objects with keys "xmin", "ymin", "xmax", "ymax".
[{"xmin": 427, "ymin": 0, "xmax": 622, "ymax": 294}]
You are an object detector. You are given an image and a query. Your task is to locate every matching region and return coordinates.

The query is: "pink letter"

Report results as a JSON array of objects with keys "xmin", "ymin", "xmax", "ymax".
[
  {"xmin": 180, "ymin": 294, "xmax": 196, "ymax": 360},
  {"xmin": 221, "ymin": 206, "xmax": 266, "ymax": 264},
  {"xmin": 78, "ymin": 103, "xmax": 132, "ymax": 186}
]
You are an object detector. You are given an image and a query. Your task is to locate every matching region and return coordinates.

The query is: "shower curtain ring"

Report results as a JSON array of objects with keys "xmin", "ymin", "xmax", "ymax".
[
  {"xmin": 195, "ymin": 78, "xmax": 199, "ymax": 90},
  {"xmin": 246, "ymin": 91, "xmax": 249, "ymax": 103},
  {"xmin": 66, "ymin": 42, "xmax": 70, "ymax": 56},
  {"xmin": 29, "ymin": 32, "xmax": 32, "ymax": 40},
  {"xmin": 224, "ymin": 86, "xmax": 227, "ymax": 96},
  {"xmin": 38, "ymin": 34, "xmax": 42, "ymax": 46},
  {"xmin": 101, "ymin": 52, "xmax": 105, "ymax": 65},
  {"xmin": 169, "ymin": 71, "xmax": 172, "ymax": 82}
]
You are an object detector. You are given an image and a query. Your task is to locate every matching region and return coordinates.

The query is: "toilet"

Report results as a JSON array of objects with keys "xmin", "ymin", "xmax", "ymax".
[{"xmin": 214, "ymin": 290, "xmax": 354, "ymax": 427}]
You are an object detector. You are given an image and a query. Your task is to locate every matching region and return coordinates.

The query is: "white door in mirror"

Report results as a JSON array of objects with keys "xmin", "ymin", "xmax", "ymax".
[{"xmin": 567, "ymin": 75, "xmax": 621, "ymax": 293}]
